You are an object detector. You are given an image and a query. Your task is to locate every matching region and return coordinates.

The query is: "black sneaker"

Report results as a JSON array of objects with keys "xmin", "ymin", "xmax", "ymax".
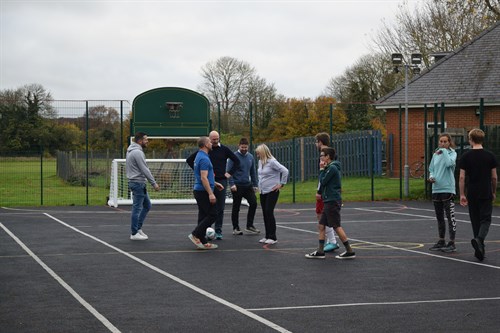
[
  {"xmin": 429, "ymin": 240, "xmax": 446, "ymax": 251},
  {"xmin": 305, "ymin": 250, "xmax": 325, "ymax": 259},
  {"xmin": 335, "ymin": 251, "xmax": 356, "ymax": 259},
  {"xmin": 233, "ymin": 227, "xmax": 243, "ymax": 235},
  {"xmin": 441, "ymin": 241, "xmax": 456, "ymax": 253},
  {"xmin": 471, "ymin": 238, "xmax": 485, "ymax": 261}
]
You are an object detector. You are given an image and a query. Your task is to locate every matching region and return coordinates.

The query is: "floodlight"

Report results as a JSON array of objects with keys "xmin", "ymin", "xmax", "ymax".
[
  {"xmin": 411, "ymin": 53, "xmax": 422, "ymax": 65},
  {"xmin": 391, "ymin": 53, "xmax": 403, "ymax": 65}
]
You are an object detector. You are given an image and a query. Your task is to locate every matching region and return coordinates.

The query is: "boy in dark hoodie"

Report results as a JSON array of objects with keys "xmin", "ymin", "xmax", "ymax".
[{"xmin": 305, "ymin": 147, "xmax": 356, "ymax": 259}]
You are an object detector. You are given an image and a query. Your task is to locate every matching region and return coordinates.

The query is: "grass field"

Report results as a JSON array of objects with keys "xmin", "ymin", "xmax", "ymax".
[{"xmin": 1, "ymin": 158, "xmax": 430, "ymax": 207}]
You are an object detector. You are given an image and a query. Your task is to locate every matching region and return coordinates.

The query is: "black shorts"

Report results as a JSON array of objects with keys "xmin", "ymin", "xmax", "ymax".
[{"xmin": 319, "ymin": 200, "xmax": 342, "ymax": 228}]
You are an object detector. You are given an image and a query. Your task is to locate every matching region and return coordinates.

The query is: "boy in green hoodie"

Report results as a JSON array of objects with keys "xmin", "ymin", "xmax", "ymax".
[{"xmin": 305, "ymin": 147, "xmax": 355, "ymax": 260}]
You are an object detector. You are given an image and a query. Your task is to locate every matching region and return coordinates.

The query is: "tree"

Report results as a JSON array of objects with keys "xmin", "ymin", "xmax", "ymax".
[
  {"xmin": 0, "ymin": 84, "xmax": 56, "ymax": 152},
  {"xmin": 371, "ymin": 0, "xmax": 500, "ymax": 68},
  {"xmin": 199, "ymin": 56, "xmax": 256, "ymax": 132},
  {"xmin": 324, "ymin": 54, "xmax": 394, "ymax": 131}
]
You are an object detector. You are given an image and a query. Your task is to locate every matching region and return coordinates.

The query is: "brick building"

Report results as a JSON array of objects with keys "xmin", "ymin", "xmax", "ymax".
[{"xmin": 375, "ymin": 22, "xmax": 500, "ymax": 177}]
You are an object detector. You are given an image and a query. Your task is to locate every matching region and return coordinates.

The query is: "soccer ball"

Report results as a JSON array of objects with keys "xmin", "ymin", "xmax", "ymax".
[{"xmin": 206, "ymin": 227, "xmax": 216, "ymax": 240}]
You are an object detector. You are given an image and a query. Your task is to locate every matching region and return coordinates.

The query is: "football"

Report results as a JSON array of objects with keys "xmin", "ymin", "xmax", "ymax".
[{"xmin": 206, "ymin": 227, "xmax": 216, "ymax": 240}]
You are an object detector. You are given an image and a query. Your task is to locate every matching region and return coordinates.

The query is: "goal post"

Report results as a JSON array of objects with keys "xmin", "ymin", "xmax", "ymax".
[{"xmin": 108, "ymin": 158, "xmax": 244, "ymax": 207}]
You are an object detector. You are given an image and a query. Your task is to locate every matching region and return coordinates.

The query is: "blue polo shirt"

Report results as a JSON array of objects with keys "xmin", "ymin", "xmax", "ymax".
[{"xmin": 193, "ymin": 150, "xmax": 215, "ymax": 191}]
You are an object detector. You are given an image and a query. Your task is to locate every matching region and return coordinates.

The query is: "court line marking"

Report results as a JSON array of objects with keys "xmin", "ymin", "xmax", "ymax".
[
  {"xmin": 42, "ymin": 213, "xmax": 292, "ymax": 333},
  {"xmin": 0, "ymin": 222, "xmax": 121, "ymax": 333},
  {"xmin": 354, "ymin": 207, "xmax": 500, "ymax": 227},
  {"xmin": 278, "ymin": 224, "xmax": 500, "ymax": 270},
  {"xmin": 247, "ymin": 296, "xmax": 500, "ymax": 311}
]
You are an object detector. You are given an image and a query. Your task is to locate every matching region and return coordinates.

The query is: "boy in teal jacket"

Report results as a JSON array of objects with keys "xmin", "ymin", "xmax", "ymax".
[{"xmin": 305, "ymin": 147, "xmax": 355, "ymax": 259}]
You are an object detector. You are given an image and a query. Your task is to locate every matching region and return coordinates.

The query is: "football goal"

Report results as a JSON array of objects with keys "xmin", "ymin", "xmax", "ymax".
[{"xmin": 107, "ymin": 159, "xmax": 242, "ymax": 207}]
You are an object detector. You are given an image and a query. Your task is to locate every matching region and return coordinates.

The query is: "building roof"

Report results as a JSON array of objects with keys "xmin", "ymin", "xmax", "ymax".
[{"xmin": 375, "ymin": 21, "xmax": 500, "ymax": 108}]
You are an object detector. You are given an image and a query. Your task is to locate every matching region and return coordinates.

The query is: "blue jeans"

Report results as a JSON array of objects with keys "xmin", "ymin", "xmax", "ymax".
[{"xmin": 129, "ymin": 182, "xmax": 151, "ymax": 235}]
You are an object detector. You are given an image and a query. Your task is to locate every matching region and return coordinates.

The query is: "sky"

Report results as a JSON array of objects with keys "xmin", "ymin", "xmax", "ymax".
[{"xmin": 0, "ymin": 0, "xmax": 421, "ymax": 102}]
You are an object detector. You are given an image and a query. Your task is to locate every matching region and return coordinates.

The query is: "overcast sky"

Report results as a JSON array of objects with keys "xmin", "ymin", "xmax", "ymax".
[{"xmin": 1, "ymin": 0, "xmax": 420, "ymax": 102}]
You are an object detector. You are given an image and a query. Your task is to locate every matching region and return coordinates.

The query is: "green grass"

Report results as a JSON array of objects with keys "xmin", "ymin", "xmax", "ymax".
[
  {"xmin": 1, "ymin": 158, "xmax": 497, "ymax": 207},
  {"xmin": 0, "ymin": 158, "xmax": 109, "ymax": 206}
]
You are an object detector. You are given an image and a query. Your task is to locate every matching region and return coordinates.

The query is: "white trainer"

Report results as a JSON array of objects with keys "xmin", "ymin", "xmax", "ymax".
[
  {"xmin": 259, "ymin": 238, "xmax": 268, "ymax": 243},
  {"xmin": 138, "ymin": 229, "xmax": 148, "ymax": 239},
  {"xmin": 264, "ymin": 239, "xmax": 278, "ymax": 245},
  {"xmin": 130, "ymin": 233, "xmax": 148, "ymax": 241}
]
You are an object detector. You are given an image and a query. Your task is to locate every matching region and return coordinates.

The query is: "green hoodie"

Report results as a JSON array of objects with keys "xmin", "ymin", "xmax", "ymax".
[{"xmin": 319, "ymin": 160, "xmax": 342, "ymax": 202}]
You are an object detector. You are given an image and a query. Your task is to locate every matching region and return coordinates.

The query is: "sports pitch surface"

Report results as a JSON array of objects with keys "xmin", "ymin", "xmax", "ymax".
[{"xmin": 1, "ymin": 201, "xmax": 500, "ymax": 332}]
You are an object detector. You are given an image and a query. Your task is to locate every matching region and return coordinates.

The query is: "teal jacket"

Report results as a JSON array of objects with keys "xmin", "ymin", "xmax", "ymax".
[
  {"xmin": 318, "ymin": 160, "xmax": 342, "ymax": 202},
  {"xmin": 428, "ymin": 147, "xmax": 457, "ymax": 194}
]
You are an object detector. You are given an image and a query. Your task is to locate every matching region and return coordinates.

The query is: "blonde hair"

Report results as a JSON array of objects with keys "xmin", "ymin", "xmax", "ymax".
[{"xmin": 255, "ymin": 144, "xmax": 274, "ymax": 166}]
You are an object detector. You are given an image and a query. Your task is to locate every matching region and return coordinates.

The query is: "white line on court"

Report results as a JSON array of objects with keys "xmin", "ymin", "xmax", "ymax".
[
  {"xmin": 43, "ymin": 213, "xmax": 292, "ymax": 333},
  {"xmin": 278, "ymin": 223, "xmax": 500, "ymax": 270},
  {"xmin": 246, "ymin": 296, "xmax": 500, "ymax": 311},
  {"xmin": 0, "ymin": 222, "xmax": 121, "ymax": 333}
]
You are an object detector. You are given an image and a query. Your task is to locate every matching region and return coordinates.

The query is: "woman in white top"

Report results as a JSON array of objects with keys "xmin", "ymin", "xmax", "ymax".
[{"xmin": 255, "ymin": 144, "xmax": 289, "ymax": 244}]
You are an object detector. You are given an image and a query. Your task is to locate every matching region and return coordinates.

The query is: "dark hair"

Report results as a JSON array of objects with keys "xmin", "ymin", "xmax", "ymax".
[
  {"xmin": 134, "ymin": 132, "xmax": 147, "ymax": 142},
  {"xmin": 239, "ymin": 137, "xmax": 249, "ymax": 145},
  {"xmin": 197, "ymin": 136, "xmax": 209, "ymax": 148},
  {"xmin": 321, "ymin": 147, "xmax": 336, "ymax": 160},
  {"xmin": 315, "ymin": 132, "xmax": 330, "ymax": 146}
]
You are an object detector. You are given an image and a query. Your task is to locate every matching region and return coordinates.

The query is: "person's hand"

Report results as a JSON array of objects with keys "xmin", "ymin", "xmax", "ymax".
[
  {"xmin": 209, "ymin": 193, "xmax": 216, "ymax": 204},
  {"xmin": 215, "ymin": 182, "xmax": 224, "ymax": 190},
  {"xmin": 230, "ymin": 185, "xmax": 237, "ymax": 192},
  {"xmin": 428, "ymin": 177, "xmax": 435, "ymax": 183},
  {"xmin": 272, "ymin": 184, "xmax": 283, "ymax": 192},
  {"xmin": 460, "ymin": 195, "xmax": 468, "ymax": 207},
  {"xmin": 224, "ymin": 172, "xmax": 231, "ymax": 179},
  {"xmin": 153, "ymin": 184, "xmax": 160, "ymax": 191},
  {"xmin": 316, "ymin": 193, "xmax": 322, "ymax": 200}
]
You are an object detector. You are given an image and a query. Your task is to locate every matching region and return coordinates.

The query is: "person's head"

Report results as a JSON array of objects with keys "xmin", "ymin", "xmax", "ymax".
[
  {"xmin": 197, "ymin": 136, "xmax": 212, "ymax": 151},
  {"xmin": 468, "ymin": 128, "xmax": 485, "ymax": 145},
  {"xmin": 255, "ymin": 144, "xmax": 273, "ymax": 165},
  {"xmin": 438, "ymin": 133, "xmax": 455, "ymax": 149},
  {"xmin": 320, "ymin": 147, "xmax": 336, "ymax": 162},
  {"xmin": 209, "ymin": 131, "xmax": 220, "ymax": 147},
  {"xmin": 134, "ymin": 132, "xmax": 149, "ymax": 148},
  {"xmin": 315, "ymin": 132, "xmax": 330, "ymax": 150},
  {"xmin": 238, "ymin": 137, "xmax": 249, "ymax": 155}
]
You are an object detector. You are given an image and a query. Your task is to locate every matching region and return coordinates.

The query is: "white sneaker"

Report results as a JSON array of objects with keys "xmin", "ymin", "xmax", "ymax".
[
  {"xmin": 259, "ymin": 238, "xmax": 268, "ymax": 243},
  {"xmin": 130, "ymin": 233, "xmax": 148, "ymax": 241},
  {"xmin": 138, "ymin": 229, "xmax": 148, "ymax": 239},
  {"xmin": 265, "ymin": 239, "xmax": 277, "ymax": 245}
]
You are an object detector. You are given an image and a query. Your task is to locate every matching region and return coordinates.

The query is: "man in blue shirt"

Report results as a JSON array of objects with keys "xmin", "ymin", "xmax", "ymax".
[
  {"xmin": 187, "ymin": 131, "xmax": 240, "ymax": 239},
  {"xmin": 227, "ymin": 137, "xmax": 260, "ymax": 235},
  {"xmin": 188, "ymin": 136, "xmax": 222, "ymax": 250}
]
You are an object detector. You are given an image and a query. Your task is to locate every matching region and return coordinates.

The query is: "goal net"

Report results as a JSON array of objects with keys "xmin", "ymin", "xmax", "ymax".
[{"xmin": 107, "ymin": 158, "xmax": 240, "ymax": 207}]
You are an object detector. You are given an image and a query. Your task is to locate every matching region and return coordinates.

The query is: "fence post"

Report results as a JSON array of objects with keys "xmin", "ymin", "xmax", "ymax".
[
  {"xmin": 292, "ymin": 137, "xmax": 296, "ymax": 204},
  {"xmin": 86, "ymin": 101, "xmax": 89, "ymax": 205},
  {"xmin": 479, "ymin": 98, "xmax": 484, "ymax": 130},
  {"xmin": 40, "ymin": 145, "xmax": 44, "ymax": 206},
  {"xmin": 120, "ymin": 100, "xmax": 124, "ymax": 159},
  {"xmin": 399, "ymin": 104, "xmax": 402, "ymax": 199}
]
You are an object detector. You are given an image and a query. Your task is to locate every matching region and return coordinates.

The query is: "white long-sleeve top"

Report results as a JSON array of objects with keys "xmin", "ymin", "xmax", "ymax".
[{"xmin": 258, "ymin": 158, "xmax": 289, "ymax": 194}]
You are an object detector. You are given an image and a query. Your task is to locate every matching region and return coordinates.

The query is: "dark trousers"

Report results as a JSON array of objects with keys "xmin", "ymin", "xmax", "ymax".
[
  {"xmin": 231, "ymin": 184, "xmax": 258, "ymax": 229},
  {"xmin": 467, "ymin": 197, "xmax": 493, "ymax": 241},
  {"xmin": 432, "ymin": 193, "xmax": 456, "ymax": 240},
  {"xmin": 193, "ymin": 190, "xmax": 217, "ymax": 243},
  {"xmin": 214, "ymin": 179, "xmax": 227, "ymax": 234},
  {"xmin": 260, "ymin": 190, "xmax": 280, "ymax": 241}
]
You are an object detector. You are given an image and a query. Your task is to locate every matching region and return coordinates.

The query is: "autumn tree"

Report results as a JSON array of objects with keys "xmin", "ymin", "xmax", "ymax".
[{"xmin": 199, "ymin": 56, "xmax": 256, "ymax": 132}]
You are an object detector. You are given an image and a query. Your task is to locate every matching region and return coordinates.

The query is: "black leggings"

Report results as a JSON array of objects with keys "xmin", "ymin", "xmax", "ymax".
[
  {"xmin": 260, "ymin": 190, "xmax": 280, "ymax": 240},
  {"xmin": 432, "ymin": 193, "xmax": 456, "ymax": 241}
]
